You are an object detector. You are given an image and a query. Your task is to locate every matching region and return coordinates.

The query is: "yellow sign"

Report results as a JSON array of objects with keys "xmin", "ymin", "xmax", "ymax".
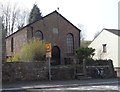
[
  {"xmin": 45, "ymin": 42, "xmax": 52, "ymax": 52},
  {"xmin": 45, "ymin": 42, "xmax": 52, "ymax": 58}
]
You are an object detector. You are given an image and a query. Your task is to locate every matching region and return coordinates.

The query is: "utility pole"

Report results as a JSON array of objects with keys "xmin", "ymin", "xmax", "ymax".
[
  {"xmin": 0, "ymin": 17, "xmax": 2, "ymax": 91},
  {"xmin": 48, "ymin": 57, "xmax": 51, "ymax": 81},
  {"xmin": 0, "ymin": 17, "xmax": 6, "ymax": 62},
  {"xmin": 0, "ymin": 17, "xmax": 2, "ymax": 62}
]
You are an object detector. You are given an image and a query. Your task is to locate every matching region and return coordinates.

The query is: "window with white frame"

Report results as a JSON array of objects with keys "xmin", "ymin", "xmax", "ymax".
[
  {"xmin": 102, "ymin": 44, "xmax": 107, "ymax": 53},
  {"xmin": 67, "ymin": 33, "xmax": 74, "ymax": 54}
]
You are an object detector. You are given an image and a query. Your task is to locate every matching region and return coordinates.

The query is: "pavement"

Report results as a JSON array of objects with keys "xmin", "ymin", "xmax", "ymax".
[{"xmin": 2, "ymin": 78, "xmax": 120, "ymax": 91}]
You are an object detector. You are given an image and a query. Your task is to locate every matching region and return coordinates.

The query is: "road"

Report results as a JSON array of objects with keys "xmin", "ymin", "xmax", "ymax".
[
  {"xmin": 2, "ymin": 78, "xmax": 120, "ymax": 92},
  {"xmin": 25, "ymin": 83, "xmax": 119, "ymax": 92}
]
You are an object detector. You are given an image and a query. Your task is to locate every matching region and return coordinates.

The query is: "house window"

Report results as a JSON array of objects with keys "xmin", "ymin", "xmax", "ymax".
[
  {"xmin": 67, "ymin": 33, "xmax": 74, "ymax": 54},
  {"xmin": 34, "ymin": 30, "xmax": 43, "ymax": 40},
  {"xmin": 11, "ymin": 37, "xmax": 14, "ymax": 52},
  {"xmin": 103, "ymin": 44, "xmax": 107, "ymax": 53}
]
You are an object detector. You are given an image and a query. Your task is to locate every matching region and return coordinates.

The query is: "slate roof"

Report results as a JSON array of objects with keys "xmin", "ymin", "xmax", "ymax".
[
  {"xmin": 90, "ymin": 28, "xmax": 120, "ymax": 43},
  {"xmin": 6, "ymin": 10, "xmax": 81, "ymax": 38},
  {"xmin": 104, "ymin": 28, "xmax": 120, "ymax": 36}
]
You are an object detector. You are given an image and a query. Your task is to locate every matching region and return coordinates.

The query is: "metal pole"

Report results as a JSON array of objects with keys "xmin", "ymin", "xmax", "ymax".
[{"xmin": 48, "ymin": 57, "xmax": 51, "ymax": 81}]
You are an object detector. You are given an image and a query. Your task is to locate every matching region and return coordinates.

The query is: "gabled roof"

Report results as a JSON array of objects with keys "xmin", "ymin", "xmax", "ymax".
[
  {"xmin": 6, "ymin": 10, "xmax": 81, "ymax": 38},
  {"xmin": 90, "ymin": 28, "xmax": 120, "ymax": 44},
  {"xmin": 104, "ymin": 28, "xmax": 120, "ymax": 36}
]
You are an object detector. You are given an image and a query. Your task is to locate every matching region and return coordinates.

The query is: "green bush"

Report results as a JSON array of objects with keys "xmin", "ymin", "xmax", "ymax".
[
  {"xmin": 20, "ymin": 38, "xmax": 46, "ymax": 61},
  {"xmin": 10, "ymin": 38, "xmax": 46, "ymax": 62},
  {"xmin": 75, "ymin": 47, "xmax": 95, "ymax": 63},
  {"xmin": 6, "ymin": 53, "xmax": 20, "ymax": 62}
]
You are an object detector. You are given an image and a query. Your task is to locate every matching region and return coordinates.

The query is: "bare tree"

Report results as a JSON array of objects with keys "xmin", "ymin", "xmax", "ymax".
[
  {"xmin": 77, "ymin": 23, "xmax": 86, "ymax": 40},
  {"xmin": 94, "ymin": 31, "xmax": 100, "ymax": 39},
  {"xmin": 10, "ymin": 5, "xmax": 18, "ymax": 33},
  {"xmin": 1, "ymin": 3, "xmax": 14, "ymax": 35},
  {"xmin": 16, "ymin": 9, "xmax": 29, "ymax": 30},
  {"xmin": 0, "ymin": 2, "xmax": 28, "ymax": 36}
]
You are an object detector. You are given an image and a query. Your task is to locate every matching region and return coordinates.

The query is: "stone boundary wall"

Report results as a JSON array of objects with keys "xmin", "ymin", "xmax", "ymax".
[
  {"xmin": 2, "ymin": 62, "xmax": 76, "ymax": 82},
  {"xmin": 2, "ymin": 60, "xmax": 116, "ymax": 83},
  {"xmin": 2, "ymin": 61, "xmax": 48, "ymax": 82},
  {"xmin": 51, "ymin": 66, "xmax": 75, "ymax": 80},
  {"xmin": 85, "ymin": 60, "xmax": 116, "ymax": 78}
]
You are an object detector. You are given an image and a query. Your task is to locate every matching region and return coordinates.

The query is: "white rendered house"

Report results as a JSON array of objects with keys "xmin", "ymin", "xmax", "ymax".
[
  {"xmin": 89, "ymin": 28, "xmax": 120, "ymax": 70},
  {"xmin": 118, "ymin": 1, "xmax": 120, "ymax": 29}
]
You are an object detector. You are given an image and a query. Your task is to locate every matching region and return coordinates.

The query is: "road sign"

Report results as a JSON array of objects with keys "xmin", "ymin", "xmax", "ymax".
[
  {"xmin": 45, "ymin": 42, "xmax": 52, "ymax": 58},
  {"xmin": 46, "ymin": 52, "xmax": 51, "ymax": 58},
  {"xmin": 45, "ymin": 42, "xmax": 52, "ymax": 52}
]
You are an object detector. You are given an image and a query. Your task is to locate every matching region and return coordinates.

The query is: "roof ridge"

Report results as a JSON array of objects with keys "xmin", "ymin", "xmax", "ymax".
[
  {"xmin": 6, "ymin": 10, "xmax": 58, "ymax": 38},
  {"xmin": 104, "ymin": 28, "xmax": 120, "ymax": 36},
  {"xmin": 6, "ymin": 10, "xmax": 81, "ymax": 38}
]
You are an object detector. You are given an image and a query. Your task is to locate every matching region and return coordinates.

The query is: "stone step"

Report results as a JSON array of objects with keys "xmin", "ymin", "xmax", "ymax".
[{"xmin": 75, "ymin": 73, "xmax": 92, "ymax": 80}]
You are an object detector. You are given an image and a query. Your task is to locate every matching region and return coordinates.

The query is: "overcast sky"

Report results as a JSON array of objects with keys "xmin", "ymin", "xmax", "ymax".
[{"xmin": 0, "ymin": 0, "xmax": 119, "ymax": 40}]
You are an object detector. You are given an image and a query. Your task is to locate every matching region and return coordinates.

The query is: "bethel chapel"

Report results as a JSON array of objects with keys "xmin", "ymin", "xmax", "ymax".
[{"xmin": 6, "ymin": 11, "xmax": 81, "ymax": 65}]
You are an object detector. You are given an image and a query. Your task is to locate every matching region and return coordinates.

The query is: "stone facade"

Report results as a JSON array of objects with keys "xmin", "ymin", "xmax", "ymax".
[
  {"xmin": 85, "ymin": 60, "xmax": 116, "ymax": 78},
  {"xmin": 51, "ymin": 66, "xmax": 75, "ymax": 80},
  {"xmin": 6, "ymin": 27, "xmax": 27, "ymax": 56},
  {"xmin": 2, "ymin": 61, "xmax": 48, "ymax": 82},
  {"xmin": 2, "ymin": 60, "xmax": 116, "ymax": 82},
  {"xmin": 6, "ymin": 11, "xmax": 81, "ymax": 64},
  {"xmin": 2, "ymin": 62, "xmax": 76, "ymax": 82}
]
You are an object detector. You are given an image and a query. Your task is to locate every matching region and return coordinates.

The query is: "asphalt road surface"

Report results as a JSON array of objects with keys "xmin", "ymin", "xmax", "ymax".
[
  {"xmin": 3, "ymin": 85, "xmax": 119, "ymax": 92},
  {"xmin": 25, "ymin": 84, "xmax": 119, "ymax": 92},
  {"xmin": 2, "ymin": 78, "xmax": 120, "ymax": 92}
]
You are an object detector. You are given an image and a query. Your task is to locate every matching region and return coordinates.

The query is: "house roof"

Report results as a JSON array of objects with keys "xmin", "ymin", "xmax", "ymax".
[
  {"xmin": 104, "ymin": 28, "xmax": 120, "ymax": 36},
  {"xmin": 6, "ymin": 10, "xmax": 81, "ymax": 38},
  {"xmin": 89, "ymin": 28, "xmax": 120, "ymax": 45}
]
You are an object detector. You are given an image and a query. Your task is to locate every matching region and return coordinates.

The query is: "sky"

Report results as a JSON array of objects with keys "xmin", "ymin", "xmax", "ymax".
[{"xmin": 0, "ymin": 0, "xmax": 119, "ymax": 40}]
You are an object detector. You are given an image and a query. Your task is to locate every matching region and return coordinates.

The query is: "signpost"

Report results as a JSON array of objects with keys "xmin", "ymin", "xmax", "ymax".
[{"xmin": 45, "ymin": 42, "xmax": 52, "ymax": 81}]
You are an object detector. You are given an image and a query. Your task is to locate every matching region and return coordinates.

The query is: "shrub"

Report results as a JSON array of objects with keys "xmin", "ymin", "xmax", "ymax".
[
  {"xmin": 75, "ymin": 47, "xmax": 95, "ymax": 63},
  {"xmin": 6, "ymin": 53, "xmax": 20, "ymax": 62},
  {"xmin": 20, "ymin": 38, "xmax": 46, "ymax": 61},
  {"xmin": 9, "ymin": 38, "xmax": 46, "ymax": 62}
]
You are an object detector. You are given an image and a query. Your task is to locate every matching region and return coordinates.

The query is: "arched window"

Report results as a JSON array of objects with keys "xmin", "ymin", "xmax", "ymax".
[
  {"xmin": 67, "ymin": 33, "xmax": 74, "ymax": 54},
  {"xmin": 34, "ymin": 30, "xmax": 43, "ymax": 40}
]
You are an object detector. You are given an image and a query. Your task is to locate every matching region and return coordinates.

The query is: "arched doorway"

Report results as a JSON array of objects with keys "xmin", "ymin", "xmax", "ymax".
[{"xmin": 52, "ymin": 46, "xmax": 61, "ymax": 65}]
